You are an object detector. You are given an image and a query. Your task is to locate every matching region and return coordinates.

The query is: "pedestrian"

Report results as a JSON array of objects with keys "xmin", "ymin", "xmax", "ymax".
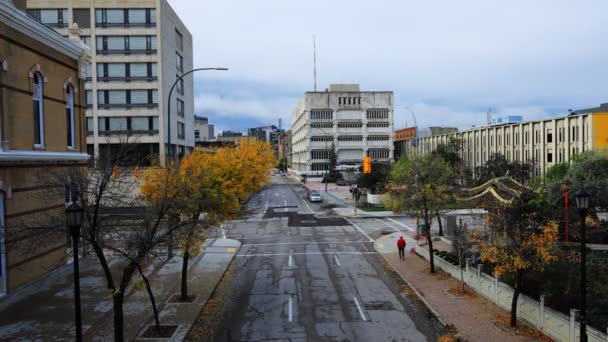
[{"xmin": 397, "ymin": 236, "xmax": 406, "ymax": 260}]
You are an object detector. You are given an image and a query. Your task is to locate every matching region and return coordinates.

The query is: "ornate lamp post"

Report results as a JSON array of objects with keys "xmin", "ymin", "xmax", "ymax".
[
  {"xmin": 66, "ymin": 202, "xmax": 84, "ymax": 342},
  {"xmin": 561, "ymin": 178, "xmax": 572, "ymax": 242},
  {"xmin": 575, "ymin": 188, "xmax": 591, "ymax": 342}
]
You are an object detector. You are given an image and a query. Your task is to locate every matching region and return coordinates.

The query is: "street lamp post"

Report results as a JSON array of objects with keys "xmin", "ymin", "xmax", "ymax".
[
  {"xmin": 561, "ymin": 178, "xmax": 572, "ymax": 242},
  {"xmin": 167, "ymin": 67, "xmax": 228, "ymax": 161},
  {"xmin": 66, "ymin": 203, "xmax": 84, "ymax": 342},
  {"xmin": 575, "ymin": 188, "xmax": 591, "ymax": 342}
]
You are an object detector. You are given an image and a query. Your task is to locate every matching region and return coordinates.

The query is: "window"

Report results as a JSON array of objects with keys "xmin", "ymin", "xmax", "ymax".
[
  {"xmin": 97, "ymin": 90, "xmax": 157, "ymax": 108},
  {"xmin": 73, "ymin": 8, "xmax": 90, "ymax": 28},
  {"xmin": 176, "ymin": 75, "xmax": 184, "ymax": 95},
  {"xmin": 128, "ymin": 9, "xmax": 146, "ymax": 25},
  {"xmin": 131, "ymin": 117, "xmax": 148, "ymax": 131},
  {"xmin": 108, "ymin": 63, "xmax": 126, "ymax": 77},
  {"xmin": 366, "ymin": 122, "xmax": 389, "ymax": 128},
  {"xmin": 176, "ymin": 52, "xmax": 183, "ymax": 72},
  {"xmin": 86, "ymin": 117, "xmax": 94, "ymax": 135},
  {"xmin": 66, "ymin": 85, "xmax": 75, "ymax": 148},
  {"xmin": 130, "ymin": 90, "xmax": 148, "ymax": 105},
  {"xmin": 337, "ymin": 135, "xmax": 363, "ymax": 141},
  {"xmin": 368, "ymin": 148, "xmax": 390, "ymax": 159},
  {"xmin": 28, "ymin": 9, "xmax": 68, "ymax": 27},
  {"xmin": 85, "ymin": 90, "xmax": 93, "ymax": 108},
  {"xmin": 194, "ymin": 130, "xmax": 200, "ymax": 139},
  {"xmin": 339, "ymin": 97, "xmax": 361, "ymax": 106},
  {"xmin": 177, "ymin": 99, "xmax": 184, "ymax": 117},
  {"xmin": 547, "ymin": 129, "xmax": 553, "ymax": 143},
  {"xmin": 310, "ymin": 109, "xmax": 332, "ymax": 120},
  {"xmin": 175, "ymin": 29, "xmax": 183, "ymax": 50},
  {"xmin": 130, "ymin": 63, "xmax": 148, "ymax": 77},
  {"xmin": 311, "ymin": 122, "xmax": 333, "ymax": 128},
  {"xmin": 366, "ymin": 109, "xmax": 389, "ymax": 119},
  {"xmin": 32, "ymin": 73, "xmax": 44, "ymax": 147},
  {"xmin": 177, "ymin": 122, "xmax": 185, "ymax": 139},
  {"xmin": 81, "ymin": 36, "xmax": 91, "ymax": 47},
  {"xmin": 96, "ymin": 36, "xmax": 156, "ymax": 54},
  {"xmin": 311, "ymin": 150, "xmax": 332, "ymax": 159},
  {"xmin": 95, "ymin": 9, "xmax": 155, "ymax": 27},
  {"xmin": 337, "ymin": 122, "xmax": 363, "ymax": 128},
  {"xmin": 85, "ymin": 64, "xmax": 92, "ymax": 79},
  {"xmin": 65, "ymin": 179, "xmax": 80, "ymax": 204},
  {"xmin": 367, "ymin": 135, "xmax": 389, "ymax": 141},
  {"xmin": 109, "ymin": 117, "xmax": 127, "ymax": 131},
  {"xmin": 310, "ymin": 136, "xmax": 333, "ymax": 142},
  {"xmin": 547, "ymin": 151, "xmax": 553, "ymax": 163}
]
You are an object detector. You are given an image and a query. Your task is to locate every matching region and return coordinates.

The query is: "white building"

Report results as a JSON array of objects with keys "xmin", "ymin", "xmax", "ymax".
[
  {"xmin": 193, "ymin": 116, "xmax": 214, "ymax": 142},
  {"xmin": 26, "ymin": 0, "xmax": 194, "ymax": 165},
  {"xmin": 290, "ymin": 84, "xmax": 394, "ymax": 176}
]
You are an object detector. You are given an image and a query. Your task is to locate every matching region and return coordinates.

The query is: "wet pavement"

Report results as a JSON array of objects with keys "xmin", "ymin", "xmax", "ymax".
[{"xmin": 190, "ymin": 176, "xmax": 446, "ymax": 341}]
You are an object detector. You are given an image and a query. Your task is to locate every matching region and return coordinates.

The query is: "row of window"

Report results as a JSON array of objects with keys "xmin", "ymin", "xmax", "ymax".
[
  {"xmin": 28, "ymin": 8, "xmax": 156, "ymax": 28},
  {"xmin": 465, "ymin": 125, "xmax": 586, "ymax": 149},
  {"xmin": 339, "ymin": 97, "xmax": 361, "ymax": 106},
  {"xmin": 368, "ymin": 149, "xmax": 390, "ymax": 159},
  {"xmin": 310, "ymin": 135, "xmax": 389, "ymax": 142},
  {"xmin": 96, "ymin": 36, "xmax": 157, "ymax": 54},
  {"xmin": 310, "ymin": 109, "xmax": 333, "ymax": 120},
  {"xmin": 310, "ymin": 136, "xmax": 333, "ymax": 142},
  {"xmin": 311, "ymin": 150, "xmax": 332, "ymax": 159},
  {"xmin": 366, "ymin": 109, "xmax": 389, "ymax": 119},
  {"xmin": 88, "ymin": 62, "xmax": 157, "ymax": 81},
  {"xmin": 31, "ymin": 73, "xmax": 76, "ymax": 148},
  {"xmin": 89, "ymin": 116, "xmax": 159, "ymax": 134},
  {"xmin": 311, "ymin": 122, "xmax": 391, "ymax": 129},
  {"xmin": 86, "ymin": 89, "xmax": 158, "ymax": 108}
]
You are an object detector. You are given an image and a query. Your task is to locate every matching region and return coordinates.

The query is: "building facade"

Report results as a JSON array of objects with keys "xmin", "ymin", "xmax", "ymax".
[
  {"xmin": 404, "ymin": 108, "xmax": 608, "ymax": 176},
  {"xmin": 394, "ymin": 127, "xmax": 417, "ymax": 159},
  {"xmin": 290, "ymin": 84, "xmax": 394, "ymax": 176},
  {"xmin": 193, "ymin": 116, "xmax": 214, "ymax": 142},
  {"xmin": 26, "ymin": 0, "xmax": 194, "ymax": 165},
  {"xmin": 0, "ymin": 0, "xmax": 90, "ymax": 293}
]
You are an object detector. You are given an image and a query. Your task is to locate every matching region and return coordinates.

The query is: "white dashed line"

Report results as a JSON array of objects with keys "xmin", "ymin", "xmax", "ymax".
[
  {"xmin": 386, "ymin": 217, "xmax": 416, "ymax": 232},
  {"xmin": 376, "ymin": 218, "xmax": 400, "ymax": 233},
  {"xmin": 353, "ymin": 297, "xmax": 367, "ymax": 321},
  {"xmin": 242, "ymin": 241, "xmax": 372, "ymax": 247},
  {"xmin": 334, "ymin": 255, "xmax": 341, "ymax": 266},
  {"xmin": 288, "ymin": 297, "xmax": 293, "ymax": 322},
  {"xmin": 344, "ymin": 218, "xmax": 374, "ymax": 242}
]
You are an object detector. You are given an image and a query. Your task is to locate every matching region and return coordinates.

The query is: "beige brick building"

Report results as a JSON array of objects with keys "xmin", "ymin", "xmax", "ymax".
[{"xmin": 0, "ymin": 0, "xmax": 90, "ymax": 292}]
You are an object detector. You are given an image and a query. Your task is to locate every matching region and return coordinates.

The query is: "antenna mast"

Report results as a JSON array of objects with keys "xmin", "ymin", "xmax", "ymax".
[{"xmin": 313, "ymin": 34, "xmax": 317, "ymax": 91}]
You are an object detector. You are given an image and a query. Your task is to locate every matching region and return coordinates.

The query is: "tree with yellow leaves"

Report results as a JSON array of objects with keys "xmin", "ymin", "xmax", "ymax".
[{"xmin": 480, "ymin": 190, "xmax": 558, "ymax": 327}]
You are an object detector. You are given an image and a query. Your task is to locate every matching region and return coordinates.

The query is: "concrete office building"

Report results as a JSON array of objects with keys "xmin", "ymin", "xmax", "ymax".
[
  {"xmin": 0, "ymin": 0, "xmax": 90, "ymax": 292},
  {"xmin": 193, "ymin": 116, "xmax": 214, "ymax": 142},
  {"xmin": 26, "ymin": 0, "xmax": 194, "ymax": 165},
  {"xmin": 290, "ymin": 84, "xmax": 394, "ymax": 176},
  {"xmin": 394, "ymin": 126, "xmax": 458, "ymax": 159},
  {"xmin": 403, "ymin": 107, "xmax": 608, "ymax": 176}
]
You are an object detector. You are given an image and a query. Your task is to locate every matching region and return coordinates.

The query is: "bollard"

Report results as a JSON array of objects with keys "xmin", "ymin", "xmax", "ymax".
[
  {"xmin": 477, "ymin": 264, "xmax": 483, "ymax": 291},
  {"xmin": 570, "ymin": 309, "xmax": 579, "ymax": 342},
  {"xmin": 494, "ymin": 275, "xmax": 499, "ymax": 303},
  {"xmin": 539, "ymin": 295, "xmax": 545, "ymax": 332}
]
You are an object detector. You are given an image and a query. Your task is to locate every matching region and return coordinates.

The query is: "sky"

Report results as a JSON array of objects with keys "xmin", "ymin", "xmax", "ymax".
[{"xmin": 168, "ymin": 0, "xmax": 608, "ymax": 134}]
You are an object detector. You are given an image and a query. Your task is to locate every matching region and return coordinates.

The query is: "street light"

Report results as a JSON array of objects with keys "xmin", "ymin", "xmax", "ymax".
[
  {"xmin": 575, "ymin": 188, "xmax": 591, "ymax": 342},
  {"xmin": 65, "ymin": 202, "xmax": 83, "ymax": 342},
  {"xmin": 167, "ymin": 67, "xmax": 228, "ymax": 162}
]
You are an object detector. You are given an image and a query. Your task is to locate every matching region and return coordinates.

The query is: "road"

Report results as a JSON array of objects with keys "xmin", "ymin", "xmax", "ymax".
[{"xmin": 188, "ymin": 176, "xmax": 445, "ymax": 341}]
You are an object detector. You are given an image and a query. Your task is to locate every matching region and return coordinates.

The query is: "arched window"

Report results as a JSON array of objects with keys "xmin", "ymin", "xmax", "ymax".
[
  {"xmin": 66, "ymin": 85, "xmax": 75, "ymax": 148},
  {"xmin": 33, "ymin": 73, "xmax": 44, "ymax": 147}
]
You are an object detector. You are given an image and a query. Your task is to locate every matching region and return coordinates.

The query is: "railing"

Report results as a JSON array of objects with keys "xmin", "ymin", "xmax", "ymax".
[{"xmin": 417, "ymin": 248, "xmax": 608, "ymax": 342}]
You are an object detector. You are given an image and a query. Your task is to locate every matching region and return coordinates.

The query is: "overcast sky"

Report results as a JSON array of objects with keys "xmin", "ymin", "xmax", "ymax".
[{"xmin": 168, "ymin": 0, "xmax": 608, "ymax": 134}]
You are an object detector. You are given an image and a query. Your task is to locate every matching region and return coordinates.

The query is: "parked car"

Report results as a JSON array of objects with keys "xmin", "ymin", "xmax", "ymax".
[{"xmin": 308, "ymin": 190, "xmax": 322, "ymax": 203}]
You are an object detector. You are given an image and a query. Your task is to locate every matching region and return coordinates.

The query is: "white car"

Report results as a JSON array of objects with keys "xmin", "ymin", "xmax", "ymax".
[{"xmin": 308, "ymin": 190, "xmax": 322, "ymax": 203}]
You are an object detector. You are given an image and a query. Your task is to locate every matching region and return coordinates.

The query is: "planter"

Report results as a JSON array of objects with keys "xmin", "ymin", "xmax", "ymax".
[{"xmin": 367, "ymin": 193, "xmax": 387, "ymax": 205}]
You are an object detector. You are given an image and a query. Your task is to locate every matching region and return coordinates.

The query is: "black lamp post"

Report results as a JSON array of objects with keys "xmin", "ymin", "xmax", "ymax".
[
  {"xmin": 575, "ymin": 188, "xmax": 591, "ymax": 342},
  {"xmin": 66, "ymin": 202, "xmax": 83, "ymax": 342}
]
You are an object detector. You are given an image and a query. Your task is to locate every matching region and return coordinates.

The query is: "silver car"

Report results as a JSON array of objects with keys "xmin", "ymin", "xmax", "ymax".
[{"xmin": 308, "ymin": 190, "xmax": 322, "ymax": 203}]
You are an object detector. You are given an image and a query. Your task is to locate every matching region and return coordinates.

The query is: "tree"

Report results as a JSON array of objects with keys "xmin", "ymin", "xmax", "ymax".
[
  {"xmin": 388, "ymin": 155, "xmax": 454, "ymax": 273},
  {"xmin": 357, "ymin": 161, "xmax": 390, "ymax": 194},
  {"xmin": 480, "ymin": 191, "xmax": 558, "ymax": 327},
  {"xmin": 452, "ymin": 219, "xmax": 474, "ymax": 291},
  {"xmin": 475, "ymin": 153, "xmax": 533, "ymax": 186}
]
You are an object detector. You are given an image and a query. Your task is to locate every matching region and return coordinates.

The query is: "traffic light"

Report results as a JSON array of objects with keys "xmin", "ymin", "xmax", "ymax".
[{"xmin": 363, "ymin": 156, "xmax": 372, "ymax": 174}]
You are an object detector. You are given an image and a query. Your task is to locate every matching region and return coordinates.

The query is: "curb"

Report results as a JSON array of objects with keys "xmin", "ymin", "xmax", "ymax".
[
  {"xmin": 376, "ymin": 249, "xmax": 450, "ymax": 328},
  {"xmin": 181, "ymin": 239, "xmax": 241, "ymax": 339}
]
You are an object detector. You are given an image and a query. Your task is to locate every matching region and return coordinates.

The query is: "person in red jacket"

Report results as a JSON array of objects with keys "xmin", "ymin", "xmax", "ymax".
[{"xmin": 397, "ymin": 236, "xmax": 406, "ymax": 260}]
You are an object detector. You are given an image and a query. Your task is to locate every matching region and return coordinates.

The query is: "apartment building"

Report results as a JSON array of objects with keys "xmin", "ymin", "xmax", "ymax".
[
  {"xmin": 290, "ymin": 84, "xmax": 394, "ymax": 176},
  {"xmin": 0, "ymin": 0, "xmax": 90, "ymax": 292},
  {"xmin": 26, "ymin": 0, "xmax": 194, "ymax": 165},
  {"xmin": 403, "ymin": 106, "xmax": 608, "ymax": 176}
]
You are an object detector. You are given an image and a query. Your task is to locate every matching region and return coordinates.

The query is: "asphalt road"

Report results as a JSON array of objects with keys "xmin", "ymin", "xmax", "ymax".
[{"xmin": 189, "ymin": 176, "xmax": 445, "ymax": 341}]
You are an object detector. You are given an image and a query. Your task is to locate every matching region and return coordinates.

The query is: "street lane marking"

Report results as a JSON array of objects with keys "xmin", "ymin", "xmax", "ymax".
[
  {"xmin": 288, "ymin": 254, "xmax": 293, "ymax": 267},
  {"xmin": 264, "ymin": 200, "xmax": 268, "ymax": 213},
  {"xmin": 227, "ymin": 248, "xmax": 236, "ymax": 253},
  {"xmin": 236, "ymin": 251, "xmax": 377, "ymax": 257},
  {"xmin": 344, "ymin": 218, "xmax": 374, "ymax": 242},
  {"xmin": 334, "ymin": 255, "xmax": 341, "ymax": 266},
  {"xmin": 302, "ymin": 197, "xmax": 314, "ymax": 213},
  {"xmin": 376, "ymin": 218, "xmax": 400, "ymax": 233},
  {"xmin": 376, "ymin": 243, "xmax": 384, "ymax": 248},
  {"xmin": 288, "ymin": 297, "xmax": 293, "ymax": 322},
  {"xmin": 387, "ymin": 218, "xmax": 416, "ymax": 232},
  {"xmin": 353, "ymin": 297, "xmax": 367, "ymax": 321},
  {"xmin": 242, "ymin": 240, "xmax": 373, "ymax": 247}
]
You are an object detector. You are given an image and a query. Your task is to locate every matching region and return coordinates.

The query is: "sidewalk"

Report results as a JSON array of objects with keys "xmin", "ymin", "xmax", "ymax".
[
  {"xmin": 0, "ymin": 238, "xmax": 240, "ymax": 341},
  {"xmin": 375, "ymin": 232, "xmax": 540, "ymax": 342}
]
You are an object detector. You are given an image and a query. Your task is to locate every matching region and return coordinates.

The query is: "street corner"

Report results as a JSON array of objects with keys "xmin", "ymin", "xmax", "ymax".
[
  {"xmin": 209, "ymin": 238, "xmax": 242, "ymax": 254},
  {"xmin": 373, "ymin": 232, "xmax": 404, "ymax": 254}
]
